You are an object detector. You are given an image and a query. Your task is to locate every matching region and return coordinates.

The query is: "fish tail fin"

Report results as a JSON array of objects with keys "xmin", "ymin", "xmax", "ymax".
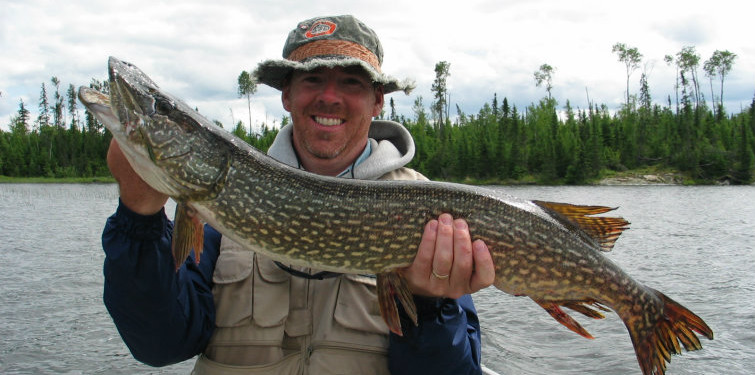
[
  {"xmin": 171, "ymin": 203, "xmax": 204, "ymax": 271},
  {"xmin": 626, "ymin": 289, "xmax": 714, "ymax": 375},
  {"xmin": 534, "ymin": 299, "xmax": 609, "ymax": 339},
  {"xmin": 377, "ymin": 272, "xmax": 417, "ymax": 336}
]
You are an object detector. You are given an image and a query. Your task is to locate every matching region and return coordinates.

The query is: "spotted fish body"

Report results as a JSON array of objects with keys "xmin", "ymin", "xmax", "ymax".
[{"xmin": 79, "ymin": 57, "xmax": 712, "ymax": 375}]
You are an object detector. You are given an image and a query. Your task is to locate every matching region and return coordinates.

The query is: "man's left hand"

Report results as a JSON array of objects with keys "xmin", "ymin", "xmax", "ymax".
[{"xmin": 401, "ymin": 213, "xmax": 495, "ymax": 299}]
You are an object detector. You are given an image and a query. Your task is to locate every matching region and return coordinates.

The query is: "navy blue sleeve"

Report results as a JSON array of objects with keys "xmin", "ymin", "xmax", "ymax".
[
  {"xmin": 101, "ymin": 200, "xmax": 221, "ymax": 366},
  {"xmin": 388, "ymin": 294, "xmax": 482, "ymax": 375}
]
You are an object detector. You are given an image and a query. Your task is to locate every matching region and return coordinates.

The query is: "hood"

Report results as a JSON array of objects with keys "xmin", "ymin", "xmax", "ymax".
[{"xmin": 267, "ymin": 120, "xmax": 415, "ymax": 180}]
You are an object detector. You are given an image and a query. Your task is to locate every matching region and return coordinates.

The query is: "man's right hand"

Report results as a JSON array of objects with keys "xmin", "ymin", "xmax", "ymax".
[{"xmin": 107, "ymin": 139, "xmax": 169, "ymax": 215}]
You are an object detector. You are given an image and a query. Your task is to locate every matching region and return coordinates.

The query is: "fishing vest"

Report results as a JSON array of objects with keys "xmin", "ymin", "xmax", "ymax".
[{"xmin": 193, "ymin": 168, "xmax": 427, "ymax": 375}]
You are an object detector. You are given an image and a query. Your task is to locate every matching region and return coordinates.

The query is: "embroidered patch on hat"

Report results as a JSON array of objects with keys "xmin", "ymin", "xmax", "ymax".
[{"xmin": 305, "ymin": 20, "xmax": 337, "ymax": 38}]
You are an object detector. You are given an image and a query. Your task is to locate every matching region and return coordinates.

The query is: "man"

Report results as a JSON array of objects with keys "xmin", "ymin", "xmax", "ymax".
[{"xmin": 102, "ymin": 15, "xmax": 495, "ymax": 374}]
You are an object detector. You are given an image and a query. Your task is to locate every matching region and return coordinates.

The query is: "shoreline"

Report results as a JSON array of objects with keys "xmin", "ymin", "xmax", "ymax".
[
  {"xmin": 593, "ymin": 172, "xmax": 686, "ymax": 186},
  {"xmin": 1, "ymin": 171, "xmax": 749, "ymax": 186},
  {"xmin": 0, "ymin": 176, "xmax": 115, "ymax": 184}
]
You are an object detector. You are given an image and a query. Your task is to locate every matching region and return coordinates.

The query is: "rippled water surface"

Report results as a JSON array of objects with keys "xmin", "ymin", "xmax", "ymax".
[
  {"xmin": 478, "ymin": 185, "xmax": 755, "ymax": 375},
  {"xmin": 1, "ymin": 184, "xmax": 753, "ymax": 374}
]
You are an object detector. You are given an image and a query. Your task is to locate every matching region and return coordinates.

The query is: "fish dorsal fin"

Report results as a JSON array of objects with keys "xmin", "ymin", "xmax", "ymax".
[{"xmin": 532, "ymin": 200, "xmax": 630, "ymax": 252}]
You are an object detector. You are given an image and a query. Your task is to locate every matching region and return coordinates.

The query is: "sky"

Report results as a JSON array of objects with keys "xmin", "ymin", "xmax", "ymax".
[{"xmin": 1, "ymin": 0, "xmax": 753, "ymax": 133}]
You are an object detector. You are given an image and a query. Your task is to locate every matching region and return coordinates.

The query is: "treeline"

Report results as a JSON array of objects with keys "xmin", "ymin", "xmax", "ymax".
[
  {"xmin": 390, "ymin": 44, "xmax": 753, "ymax": 184},
  {"xmin": 2, "ymin": 82, "xmax": 753, "ymax": 184},
  {"xmin": 1, "ymin": 79, "xmax": 111, "ymax": 178},
  {"xmin": 223, "ymin": 93, "xmax": 755, "ymax": 185},
  {"xmin": 2, "ymin": 42, "xmax": 754, "ymax": 184},
  {"xmin": 398, "ymin": 95, "xmax": 754, "ymax": 184}
]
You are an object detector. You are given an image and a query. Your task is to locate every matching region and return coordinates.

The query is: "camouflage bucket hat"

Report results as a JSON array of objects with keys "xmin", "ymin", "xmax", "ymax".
[{"xmin": 252, "ymin": 15, "xmax": 414, "ymax": 94}]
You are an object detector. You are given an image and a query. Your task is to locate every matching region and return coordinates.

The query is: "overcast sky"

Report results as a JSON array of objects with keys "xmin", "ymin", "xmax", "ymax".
[{"xmin": 1, "ymin": 0, "xmax": 752, "ymax": 132}]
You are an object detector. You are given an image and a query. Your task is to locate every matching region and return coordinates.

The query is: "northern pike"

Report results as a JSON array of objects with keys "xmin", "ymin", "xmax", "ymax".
[{"xmin": 79, "ymin": 57, "xmax": 713, "ymax": 375}]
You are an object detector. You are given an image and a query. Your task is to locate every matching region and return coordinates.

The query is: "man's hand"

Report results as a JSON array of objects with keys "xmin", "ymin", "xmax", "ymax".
[
  {"xmin": 401, "ymin": 213, "xmax": 495, "ymax": 299},
  {"xmin": 107, "ymin": 139, "xmax": 169, "ymax": 215}
]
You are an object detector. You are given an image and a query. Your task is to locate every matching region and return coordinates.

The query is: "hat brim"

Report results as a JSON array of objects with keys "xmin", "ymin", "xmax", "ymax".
[{"xmin": 252, "ymin": 57, "xmax": 415, "ymax": 95}]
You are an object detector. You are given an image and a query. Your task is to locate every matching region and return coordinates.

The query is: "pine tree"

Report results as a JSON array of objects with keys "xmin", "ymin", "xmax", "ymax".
[
  {"xmin": 51, "ymin": 77, "xmax": 65, "ymax": 128},
  {"xmin": 37, "ymin": 83, "xmax": 51, "ymax": 129},
  {"xmin": 67, "ymin": 84, "xmax": 79, "ymax": 131},
  {"xmin": 431, "ymin": 61, "xmax": 450, "ymax": 132},
  {"xmin": 732, "ymin": 99, "xmax": 754, "ymax": 184}
]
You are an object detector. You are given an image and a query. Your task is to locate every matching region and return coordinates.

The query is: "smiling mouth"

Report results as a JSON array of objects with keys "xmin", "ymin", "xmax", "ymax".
[{"xmin": 313, "ymin": 116, "xmax": 344, "ymax": 127}]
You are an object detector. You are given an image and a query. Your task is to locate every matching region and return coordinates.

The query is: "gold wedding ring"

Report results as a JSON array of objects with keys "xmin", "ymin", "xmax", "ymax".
[{"xmin": 432, "ymin": 269, "xmax": 450, "ymax": 280}]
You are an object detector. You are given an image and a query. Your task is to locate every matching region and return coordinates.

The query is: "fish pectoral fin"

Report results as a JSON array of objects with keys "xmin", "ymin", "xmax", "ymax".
[
  {"xmin": 377, "ymin": 272, "xmax": 417, "ymax": 337},
  {"xmin": 534, "ymin": 299, "xmax": 595, "ymax": 339},
  {"xmin": 171, "ymin": 202, "xmax": 204, "ymax": 271},
  {"xmin": 533, "ymin": 200, "xmax": 630, "ymax": 252}
]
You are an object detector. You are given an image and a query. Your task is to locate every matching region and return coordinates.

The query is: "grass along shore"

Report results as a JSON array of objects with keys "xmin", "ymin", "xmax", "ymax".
[
  {"xmin": 0, "ymin": 175, "xmax": 115, "ymax": 184},
  {"xmin": 0, "ymin": 165, "xmax": 723, "ymax": 186}
]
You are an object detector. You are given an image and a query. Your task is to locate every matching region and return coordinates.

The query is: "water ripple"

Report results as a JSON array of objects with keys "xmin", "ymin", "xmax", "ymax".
[{"xmin": 1, "ymin": 184, "xmax": 753, "ymax": 374}]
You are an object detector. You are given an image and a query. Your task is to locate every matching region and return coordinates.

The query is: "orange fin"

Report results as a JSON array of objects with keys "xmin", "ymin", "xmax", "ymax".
[
  {"xmin": 533, "ymin": 200, "xmax": 630, "ymax": 251},
  {"xmin": 627, "ymin": 289, "xmax": 713, "ymax": 375},
  {"xmin": 172, "ymin": 202, "xmax": 204, "ymax": 271},
  {"xmin": 563, "ymin": 300, "xmax": 610, "ymax": 320},
  {"xmin": 377, "ymin": 272, "xmax": 417, "ymax": 336},
  {"xmin": 534, "ymin": 300, "xmax": 595, "ymax": 339}
]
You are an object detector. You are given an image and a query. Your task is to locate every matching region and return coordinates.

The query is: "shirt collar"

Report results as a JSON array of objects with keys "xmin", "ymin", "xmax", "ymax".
[{"xmin": 337, "ymin": 140, "xmax": 372, "ymax": 178}]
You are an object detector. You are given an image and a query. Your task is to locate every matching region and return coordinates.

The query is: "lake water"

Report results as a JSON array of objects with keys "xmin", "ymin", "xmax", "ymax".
[{"xmin": 0, "ymin": 184, "xmax": 753, "ymax": 374}]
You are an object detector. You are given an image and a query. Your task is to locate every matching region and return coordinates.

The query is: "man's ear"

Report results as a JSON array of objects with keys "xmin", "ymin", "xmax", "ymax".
[
  {"xmin": 281, "ymin": 86, "xmax": 292, "ymax": 112},
  {"xmin": 372, "ymin": 85, "xmax": 385, "ymax": 117},
  {"xmin": 281, "ymin": 87, "xmax": 291, "ymax": 112}
]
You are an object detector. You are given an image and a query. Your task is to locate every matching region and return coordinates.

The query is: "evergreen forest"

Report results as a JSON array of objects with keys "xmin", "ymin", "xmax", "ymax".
[{"xmin": 2, "ymin": 44, "xmax": 753, "ymax": 185}]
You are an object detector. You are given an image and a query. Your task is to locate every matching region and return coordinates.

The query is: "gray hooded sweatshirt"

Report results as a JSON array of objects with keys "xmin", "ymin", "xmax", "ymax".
[{"xmin": 266, "ymin": 120, "xmax": 422, "ymax": 181}]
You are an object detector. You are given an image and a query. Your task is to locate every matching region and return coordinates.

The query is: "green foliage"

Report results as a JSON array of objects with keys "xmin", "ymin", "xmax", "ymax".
[
  {"xmin": 612, "ymin": 43, "xmax": 643, "ymax": 106},
  {"xmin": 3, "ymin": 62, "xmax": 753, "ymax": 185},
  {"xmin": 237, "ymin": 70, "xmax": 258, "ymax": 133},
  {"xmin": 0, "ymin": 116, "xmax": 111, "ymax": 178},
  {"xmin": 403, "ymin": 92, "xmax": 755, "ymax": 185},
  {"xmin": 534, "ymin": 64, "xmax": 555, "ymax": 100},
  {"xmin": 431, "ymin": 61, "xmax": 451, "ymax": 127}
]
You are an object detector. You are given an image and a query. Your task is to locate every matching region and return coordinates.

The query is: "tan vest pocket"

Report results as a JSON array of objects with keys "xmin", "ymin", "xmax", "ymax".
[
  {"xmin": 334, "ymin": 274, "xmax": 389, "ymax": 335},
  {"xmin": 193, "ymin": 352, "xmax": 301, "ymax": 375},
  {"xmin": 212, "ymin": 244, "xmax": 254, "ymax": 328},
  {"xmin": 207, "ymin": 240, "xmax": 293, "ymax": 366},
  {"xmin": 252, "ymin": 257, "xmax": 290, "ymax": 327},
  {"xmin": 211, "ymin": 239, "xmax": 290, "ymax": 328}
]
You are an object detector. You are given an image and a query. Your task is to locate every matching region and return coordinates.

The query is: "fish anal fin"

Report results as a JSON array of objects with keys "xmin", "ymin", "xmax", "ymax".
[
  {"xmin": 563, "ymin": 300, "xmax": 610, "ymax": 319},
  {"xmin": 533, "ymin": 200, "xmax": 630, "ymax": 252},
  {"xmin": 172, "ymin": 202, "xmax": 204, "ymax": 271},
  {"xmin": 535, "ymin": 299, "xmax": 595, "ymax": 339},
  {"xmin": 377, "ymin": 272, "xmax": 417, "ymax": 336},
  {"xmin": 626, "ymin": 288, "xmax": 713, "ymax": 375}
]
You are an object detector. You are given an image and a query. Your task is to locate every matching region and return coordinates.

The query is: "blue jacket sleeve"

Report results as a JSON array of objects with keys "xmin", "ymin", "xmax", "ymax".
[
  {"xmin": 101, "ymin": 200, "xmax": 221, "ymax": 366},
  {"xmin": 388, "ymin": 294, "xmax": 482, "ymax": 375}
]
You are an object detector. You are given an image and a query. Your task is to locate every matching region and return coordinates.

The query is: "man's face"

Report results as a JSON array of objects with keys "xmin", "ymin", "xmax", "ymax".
[{"xmin": 282, "ymin": 66, "xmax": 384, "ymax": 174}]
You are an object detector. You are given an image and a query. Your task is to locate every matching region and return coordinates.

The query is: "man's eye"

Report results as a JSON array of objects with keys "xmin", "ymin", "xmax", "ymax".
[
  {"xmin": 302, "ymin": 76, "xmax": 322, "ymax": 84},
  {"xmin": 344, "ymin": 78, "xmax": 363, "ymax": 86}
]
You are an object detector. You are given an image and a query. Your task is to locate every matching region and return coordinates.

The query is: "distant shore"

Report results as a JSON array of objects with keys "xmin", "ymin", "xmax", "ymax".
[
  {"xmin": 0, "ymin": 169, "xmax": 747, "ymax": 186},
  {"xmin": 0, "ymin": 176, "xmax": 115, "ymax": 184},
  {"xmin": 593, "ymin": 172, "xmax": 686, "ymax": 186}
]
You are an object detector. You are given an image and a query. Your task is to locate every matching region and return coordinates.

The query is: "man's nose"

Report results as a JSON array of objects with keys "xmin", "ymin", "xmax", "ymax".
[{"xmin": 317, "ymin": 79, "xmax": 342, "ymax": 104}]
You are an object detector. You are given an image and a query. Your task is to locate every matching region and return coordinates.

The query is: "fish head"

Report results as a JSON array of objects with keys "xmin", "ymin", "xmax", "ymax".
[{"xmin": 79, "ymin": 57, "xmax": 231, "ymax": 200}]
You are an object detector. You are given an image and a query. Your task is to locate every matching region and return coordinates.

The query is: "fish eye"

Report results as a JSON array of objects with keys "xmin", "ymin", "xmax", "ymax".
[{"xmin": 155, "ymin": 98, "xmax": 174, "ymax": 113}]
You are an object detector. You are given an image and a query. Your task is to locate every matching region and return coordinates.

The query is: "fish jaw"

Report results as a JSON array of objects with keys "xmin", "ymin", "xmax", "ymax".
[
  {"xmin": 78, "ymin": 85, "xmax": 184, "ymax": 198},
  {"xmin": 79, "ymin": 57, "xmax": 234, "ymax": 200}
]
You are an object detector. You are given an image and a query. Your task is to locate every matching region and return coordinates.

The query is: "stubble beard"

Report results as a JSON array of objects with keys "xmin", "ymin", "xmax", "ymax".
[{"xmin": 302, "ymin": 132, "xmax": 347, "ymax": 160}]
